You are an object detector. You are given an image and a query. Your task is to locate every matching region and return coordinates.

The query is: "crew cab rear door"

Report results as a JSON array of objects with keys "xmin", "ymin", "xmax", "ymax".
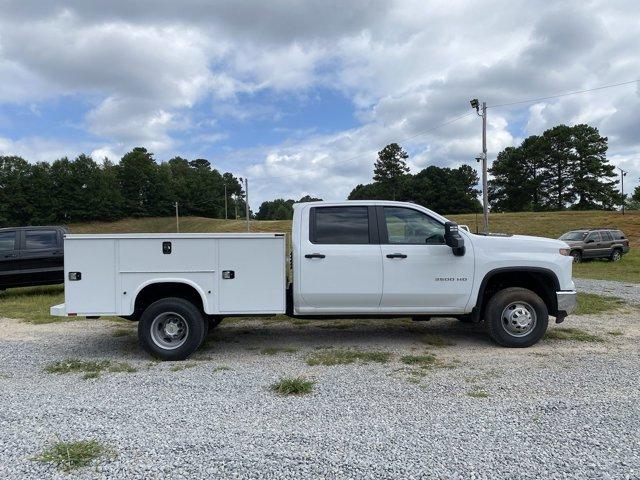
[
  {"xmin": 298, "ymin": 206, "xmax": 382, "ymax": 309},
  {"xmin": 377, "ymin": 206, "xmax": 474, "ymax": 311}
]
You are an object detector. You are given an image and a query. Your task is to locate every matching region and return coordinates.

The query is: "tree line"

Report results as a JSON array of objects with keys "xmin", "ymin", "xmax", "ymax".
[
  {"xmin": 0, "ymin": 147, "xmax": 245, "ymax": 227},
  {"xmin": 0, "ymin": 123, "xmax": 626, "ymax": 227}
]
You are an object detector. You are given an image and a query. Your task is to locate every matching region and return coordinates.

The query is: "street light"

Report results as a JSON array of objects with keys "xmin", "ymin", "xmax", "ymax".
[{"xmin": 618, "ymin": 167, "xmax": 627, "ymax": 215}]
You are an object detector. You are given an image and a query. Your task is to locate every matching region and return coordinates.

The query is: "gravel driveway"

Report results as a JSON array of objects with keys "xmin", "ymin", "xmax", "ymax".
[
  {"xmin": 0, "ymin": 309, "xmax": 639, "ymax": 480},
  {"xmin": 575, "ymin": 278, "xmax": 640, "ymax": 305}
]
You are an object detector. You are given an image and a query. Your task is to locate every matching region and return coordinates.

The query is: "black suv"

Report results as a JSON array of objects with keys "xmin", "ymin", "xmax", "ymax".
[
  {"xmin": 559, "ymin": 228, "xmax": 630, "ymax": 263},
  {"xmin": 0, "ymin": 226, "xmax": 68, "ymax": 290}
]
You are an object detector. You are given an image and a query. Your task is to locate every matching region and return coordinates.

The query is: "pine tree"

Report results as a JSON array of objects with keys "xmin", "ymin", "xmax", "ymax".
[{"xmin": 373, "ymin": 143, "xmax": 410, "ymax": 200}]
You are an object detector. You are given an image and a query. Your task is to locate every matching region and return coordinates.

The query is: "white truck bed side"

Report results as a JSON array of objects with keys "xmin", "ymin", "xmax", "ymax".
[{"xmin": 53, "ymin": 233, "xmax": 286, "ymax": 317}]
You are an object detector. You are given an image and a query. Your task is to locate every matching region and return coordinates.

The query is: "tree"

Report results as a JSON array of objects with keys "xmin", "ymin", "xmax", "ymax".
[
  {"xmin": 255, "ymin": 195, "xmax": 322, "ymax": 220},
  {"xmin": 373, "ymin": 143, "xmax": 410, "ymax": 200},
  {"xmin": 569, "ymin": 124, "xmax": 620, "ymax": 210},
  {"xmin": 490, "ymin": 124, "xmax": 621, "ymax": 211}
]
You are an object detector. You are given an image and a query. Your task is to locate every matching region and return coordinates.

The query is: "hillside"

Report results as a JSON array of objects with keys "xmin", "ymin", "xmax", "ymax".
[{"xmin": 70, "ymin": 210, "xmax": 640, "ymax": 246}]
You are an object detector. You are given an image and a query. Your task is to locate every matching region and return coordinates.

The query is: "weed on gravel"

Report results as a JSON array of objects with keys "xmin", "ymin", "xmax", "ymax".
[
  {"xmin": 112, "ymin": 328, "xmax": 133, "ymax": 337},
  {"xmin": 260, "ymin": 346, "xmax": 299, "ymax": 355},
  {"xmin": 421, "ymin": 333, "xmax": 455, "ymax": 347},
  {"xmin": 213, "ymin": 365, "xmax": 231, "ymax": 372},
  {"xmin": 545, "ymin": 327, "xmax": 605, "ymax": 343},
  {"xmin": 33, "ymin": 439, "xmax": 109, "ymax": 472},
  {"xmin": 44, "ymin": 359, "xmax": 137, "ymax": 379},
  {"xmin": 270, "ymin": 377, "xmax": 315, "ymax": 395},
  {"xmin": 467, "ymin": 389, "xmax": 490, "ymax": 398},
  {"xmin": 400, "ymin": 353, "xmax": 459, "ymax": 370},
  {"xmin": 608, "ymin": 329, "xmax": 624, "ymax": 336},
  {"xmin": 306, "ymin": 348, "xmax": 391, "ymax": 366},
  {"xmin": 169, "ymin": 362, "xmax": 197, "ymax": 372}
]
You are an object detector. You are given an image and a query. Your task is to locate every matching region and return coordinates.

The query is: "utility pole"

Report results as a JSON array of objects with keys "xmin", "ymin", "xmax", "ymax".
[
  {"xmin": 240, "ymin": 177, "xmax": 250, "ymax": 231},
  {"xmin": 618, "ymin": 167, "xmax": 627, "ymax": 215},
  {"xmin": 175, "ymin": 201, "xmax": 180, "ymax": 233},
  {"xmin": 470, "ymin": 98, "xmax": 489, "ymax": 234},
  {"xmin": 224, "ymin": 183, "xmax": 228, "ymax": 220}
]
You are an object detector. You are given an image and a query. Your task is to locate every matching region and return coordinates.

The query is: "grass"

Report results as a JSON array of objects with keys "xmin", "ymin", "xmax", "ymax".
[
  {"xmin": 260, "ymin": 346, "xmax": 298, "ymax": 355},
  {"xmin": 575, "ymin": 293, "xmax": 625, "ymax": 315},
  {"xmin": 111, "ymin": 328, "xmax": 133, "ymax": 337},
  {"xmin": 0, "ymin": 285, "xmax": 66, "ymax": 324},
  {"xmin": 33, "ymin": 439, "xmax": 108, "ymax": 472},
  {"xmin": 573, "ymin": 250, "xmax": 640, "ymax": 284},
  {"xmin": 212, "ymin": 365, "xmax": 231, "ymax": 372},
  {"xmin": 420, "ymin": 333, "xmax": 455, "ymax": 347},
  {"xmin": 607, "ymin": 329, "xmax": 624, "ymax": 336},
  {"xmin": 467, "ymin": 390, "xmax": 490, "ymax": 398},
  {"xmin": 44, "ymin": 359, "xmax": 137, "ymax": 379},
  {"xmin": 169, "ymin": 362, "xmax": 197, "ymax": 372},
  {"xmin": 400, "ymin": 354, "xmax": 437, "ymax": 367},
  {"xmin": 545, "ymin": 327, "xmax": 605, "ymax": 343},
  {"xmin": 270, "ymin": 377, "xmax": 315, "ymax": 396},
  {"xmin": 306, "ymin": 348, "xmax": 391, "ymax": 366}
]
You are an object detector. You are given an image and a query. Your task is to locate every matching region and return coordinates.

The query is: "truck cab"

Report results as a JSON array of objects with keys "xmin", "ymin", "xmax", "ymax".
[{"xmin": 51, "ymin": 201, "xmax": 577, "ymax": 360}]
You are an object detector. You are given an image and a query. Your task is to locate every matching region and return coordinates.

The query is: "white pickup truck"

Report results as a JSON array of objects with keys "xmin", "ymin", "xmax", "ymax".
[{"xmin": 51, "ymin": 201, "xmax": 577, "ymax": 360}]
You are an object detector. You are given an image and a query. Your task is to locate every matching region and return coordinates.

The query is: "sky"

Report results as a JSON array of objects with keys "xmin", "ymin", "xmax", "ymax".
[{"xmin": 0, "ymin": 0, "xmax": 639, "ymax": 208}]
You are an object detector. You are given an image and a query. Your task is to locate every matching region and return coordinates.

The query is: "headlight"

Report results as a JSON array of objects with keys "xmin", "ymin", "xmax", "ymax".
[{"xmin": 559, "ymin": 248, "xmax": 570, "ymax": 256}]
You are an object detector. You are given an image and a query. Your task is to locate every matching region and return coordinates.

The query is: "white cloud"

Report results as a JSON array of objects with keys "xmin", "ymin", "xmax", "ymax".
[{"xmin": 1, "ymin": 0, "xmax": 639, "ymax": 205}]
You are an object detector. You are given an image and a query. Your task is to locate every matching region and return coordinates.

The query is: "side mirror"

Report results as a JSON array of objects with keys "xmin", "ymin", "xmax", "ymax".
[{"xmin": 444, "ymin": 222, "xmax": 465, "ymax": 256}]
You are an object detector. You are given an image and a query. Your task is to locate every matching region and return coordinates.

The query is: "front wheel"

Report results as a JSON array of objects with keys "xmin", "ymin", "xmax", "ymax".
[
  {"xmin": 571, "ymin": 250, "xmax": 582, "ymax": 263},
  {"xmin": 484, "ymin": 287, "xmax": 548, "ymax": 347},
  {"xmin": 138, "ymin": 297, "xmax": 206, "ymax": 361}
]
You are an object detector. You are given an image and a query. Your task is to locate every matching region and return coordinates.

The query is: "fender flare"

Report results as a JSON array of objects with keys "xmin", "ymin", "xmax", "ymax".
[{"xmin": 128, "ymin": 278, "xmax": 210, "ymax": 315}]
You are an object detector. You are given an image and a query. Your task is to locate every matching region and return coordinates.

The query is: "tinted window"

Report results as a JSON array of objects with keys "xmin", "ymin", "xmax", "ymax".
[
  {"xmin": 312, "ymin": 207, "xmax": 370, "ymax": 244},
  {"xmin": 586, "ymin": 232, "xmax": 601, "ymax": 242},
  {"xmin": 612, "ymin": 230, "xmax": 626, "ymax": 240},
  {"xmin": 560, "ymin": 231, "xmax": 587, "ymax": 241},
  {"xmin": 383, "ymin": 207, "xmax": 445, "ymax": 244},
  {"xmin": 25, "ymin": 230, "xmax": 58, "ymax": 249},
  {"xmin": 0, "ymin": 231, "xmax": 16, "ymax": 251},
  {"xmin": 601, "ymin": 231, "xmax": 613, "ymax": 241}
]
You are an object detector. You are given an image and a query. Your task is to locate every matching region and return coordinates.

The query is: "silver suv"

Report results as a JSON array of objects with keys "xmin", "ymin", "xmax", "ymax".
[{"xmin": 559, "ymin": 228, "xmax": 630, "ymax": 263}]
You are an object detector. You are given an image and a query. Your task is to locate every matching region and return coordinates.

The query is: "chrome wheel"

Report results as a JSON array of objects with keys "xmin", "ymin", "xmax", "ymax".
[
  {"xmin": 150, "ymin": 312, "xmax": 189, "ymax": 350},
  {"xmin": 611, "ymin": 250, "xmax": 621, "ymax": 262},
  {"xmin": 501, "ymin": 301, "xmax": 537, "ymax": 338},
  {"xmin": 571, "ymin": 251, "xmax": 581, "ymax": 263}
]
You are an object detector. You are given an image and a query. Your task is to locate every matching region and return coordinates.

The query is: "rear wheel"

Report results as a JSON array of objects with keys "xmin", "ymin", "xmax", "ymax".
[
  {"xmin": 138, "ymin": 297, "xmax": 206, "ymax": 361},
  {"xmin": 610, "ymin": 249, "xmax": 622, "ymax": 262},
  {"xmin": 571, "ymin": 250, "xmax": 582, "ymax": 263},
  {"xmin": 484, "ymin": 287, "xmax": 548, "ymax": 347}
]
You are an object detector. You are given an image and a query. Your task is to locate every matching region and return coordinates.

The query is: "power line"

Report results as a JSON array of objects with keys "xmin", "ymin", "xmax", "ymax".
[
  {"xmin": 254, "ymin": 111, "xmax": 475, "ymax": 180},
  {"xmin": 487, "ymin": 79, "xmax": 638, "ymax": 109}
]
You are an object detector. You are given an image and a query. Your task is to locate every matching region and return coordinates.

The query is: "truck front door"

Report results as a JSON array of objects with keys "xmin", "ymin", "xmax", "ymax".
[
  {"xmin": 299, "ymin": 206, "xmax": 382, "ymax": 310},
  {"xmin": 377, "ymin": 206, "xmax": 474, "ymax": 311}
]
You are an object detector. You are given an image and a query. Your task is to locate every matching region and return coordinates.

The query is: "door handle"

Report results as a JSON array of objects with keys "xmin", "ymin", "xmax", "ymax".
[
  {"xmin": 386, "ymin": 253, "xmax": 408, "ymax": 259},
  {"xmin": 305, "ymin": 253, "xmax": 326, "ymax": 259}
]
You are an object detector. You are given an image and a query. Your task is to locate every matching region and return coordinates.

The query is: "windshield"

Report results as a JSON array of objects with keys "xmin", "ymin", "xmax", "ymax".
[{"xmin": 560, "ymin": 231, "xmax": 587, "ymax": 241}]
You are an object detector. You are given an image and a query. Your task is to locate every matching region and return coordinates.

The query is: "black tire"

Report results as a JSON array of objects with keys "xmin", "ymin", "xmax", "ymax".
[
  {"xmin": 207, "ymin": 315, "xmax": 224, "ymax": 331},
  {"xmin": 138, "ymin": 297, "xmax": 206, "ymax": 361},
  {"xmin": 571, "ymin": 250, "xmax": 582, "ymax": 263},
  {"xmin": 484, "ymin": 287, "xmax": 548, "ymax": 348},
  {"xmin": 610, "ymin": 249, "xmax": 622, "ymax": 262}
]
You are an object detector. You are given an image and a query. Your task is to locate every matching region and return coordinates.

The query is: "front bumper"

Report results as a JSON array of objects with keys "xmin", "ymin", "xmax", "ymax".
[{"xmin": 556, "ymin": 291, "xmax": 578, "ymax": 316}]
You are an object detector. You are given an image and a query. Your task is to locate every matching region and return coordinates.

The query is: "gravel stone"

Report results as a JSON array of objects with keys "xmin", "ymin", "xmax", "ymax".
[
  {"xmin": 575, "ymin": 278, "xmax": 640, "ymax": 304},
  {"xmin": 0, "ymin": 304, "xmax": 639, "ymax": 479}
]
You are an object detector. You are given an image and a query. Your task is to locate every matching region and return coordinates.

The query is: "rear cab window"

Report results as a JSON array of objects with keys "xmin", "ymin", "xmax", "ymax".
[
  {"xmin": 24, "ymin": 230, "xmax": 58, "ymax": 250},
  {"xmin": 310, "ymin": 206, "xmax": 372, "ymax": 244},
  {"xmin": 0, "ymin": 231, "xmax": 17, "ymax": 251}
]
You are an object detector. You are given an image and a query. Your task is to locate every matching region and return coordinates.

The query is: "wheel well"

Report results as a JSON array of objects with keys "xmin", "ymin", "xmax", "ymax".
[
  {"xmin": 477, "ymin": 270, "xmax": 558, "ymax": 319},
  {"xmin": 131, "ymin": 283, "xmax": 205, "ymax": 321}
]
